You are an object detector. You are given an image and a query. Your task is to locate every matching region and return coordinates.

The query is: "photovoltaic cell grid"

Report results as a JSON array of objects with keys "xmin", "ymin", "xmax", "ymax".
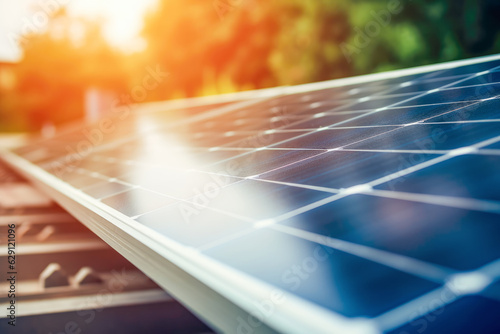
[{"xmin": 6, "ymin": 57, "xmax": 500, "ymax": 333}]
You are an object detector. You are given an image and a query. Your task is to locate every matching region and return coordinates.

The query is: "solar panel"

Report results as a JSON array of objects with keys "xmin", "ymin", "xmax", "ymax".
[{"xmin": 2, "ymin": 54, "xmax": 500, "ymax": 333}]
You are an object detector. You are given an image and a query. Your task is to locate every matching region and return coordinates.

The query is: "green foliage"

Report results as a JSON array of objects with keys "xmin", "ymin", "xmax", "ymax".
[{"xmin": 139, "ymin": 0, "xmax": 353, "ymax": 99}]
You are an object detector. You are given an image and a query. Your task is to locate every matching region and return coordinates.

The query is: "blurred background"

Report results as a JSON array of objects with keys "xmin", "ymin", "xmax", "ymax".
[{"xmin": 0, "ymin": 0, "xmax": 499, "ymax": 133}]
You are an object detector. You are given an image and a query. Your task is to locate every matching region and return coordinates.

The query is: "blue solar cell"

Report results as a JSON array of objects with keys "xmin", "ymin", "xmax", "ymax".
[
  {"xmin": 204, "ymin": 149, "xmax": 326, "ymax": 177},
  {"xmin": 303, "ymin": 85, "xmax": 390, "ymax": 100},
  {"xmin": 449, "ymin": 71, "xmax": 500, "ymax": 88},
  {"xmin": 285, "ymin": 102, "xmax": 349, "ymax": 116},
  {"xmin": 389, "ymin": 295, "xmax": 500, "ymax": 334},
  {"xmin": 388, "ymin": 76, "xmax": 467, "ymax": 95},
  {"xmin": 375, "ymin": 154, "xmax": 500, "ymax": 202},
  {"xmin": 101, "ymin": 188, "xmax": 177, "ymax": 217},
  {"xmin": 191, "ymin": 132, "xmax": 261, "ymax": 147},
  {"xmin": 347, "ymin": 123, "xmax": 500, "ymax": 151},
  {"xmin": 282, "ymin": 113, "xmax": 371, "ymax": 130},
  {"xmin": 117, "ymin": 169, "xmax": 240, "ymax": 200},
  {"xmin": 484, "ymin": 141, "xmax": 500, "ymax": 149},
  {"xmin": 189, "ymin": 117, "xmax": 277, "ymax": 132},
  {"xmin": 432, "ymin": 59, "xmax": 500, "ymax": 77},
  {"xmin": 276, "ymin": 194, "xmax": 500, "ymax": 271},
  {"xmin": 244, "ymin": 94, "xmax": 347, "ymax": 115},
  {"xmin": 337, "ymin": 102, "xmax": 474, "ymax": 127},
  {"xmin": 482, "ymin": 281, "xmax": 500, "ymax": 301},
  {"xmin": 204, "ymin": 229, "xmax": 440, "ymax": 318},
  {"xmin": 136, "ymin": 204, "xmax": 253, "ymax": 248},
  {"xmin": 424, "ymin": 98, "xmax": 500, "ymax": 122},
  {"xmin": 190, "ymin": 149, "xmax": 255, "ymax": 165},
  {"xmin": 274, "ymin": 126, "xmax": 396, "ymax": 149},
  {"xmin": 220, "ymin": 130, "xmax": 310, "ymax": 148},
  {"xmin": 368, "ymin": 71, "xmax": 438, "ymax": 86},
  {"xmin": 203, "ymin": 179, "xmax": 333, "ymax": 220},
  {"xmin": 397, "ymin": 84, "xmax": 500, "ymax": 107},
  {"xmin": 333, "ymin": 93, "xmax": 420, "ymax": 112},
  {"xmin": 259, "ymin": 151, "xmax": 440, "ymax": 190}
]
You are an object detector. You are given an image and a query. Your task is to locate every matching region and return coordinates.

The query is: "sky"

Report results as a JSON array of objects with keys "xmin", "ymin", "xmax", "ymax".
[{"xmin": 0, "ymin": 0, "xmax": 157, "ymax": 62}]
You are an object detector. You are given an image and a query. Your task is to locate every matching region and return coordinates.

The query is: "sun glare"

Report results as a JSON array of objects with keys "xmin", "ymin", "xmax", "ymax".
[{"xmin": 68, "ymin": 0, "xmax": 156, "ymax": 51}]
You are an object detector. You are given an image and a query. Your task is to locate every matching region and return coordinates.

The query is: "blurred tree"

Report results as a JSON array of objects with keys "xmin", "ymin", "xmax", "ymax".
[
  {"xmin": 2, "ymin": 8, "xmax": 127, "ymax": 132},
  {"xmin": 141, "ymin": 0, "xmax": 352, "ymax": 99},
  {"xmin": 347, "ymin": 0, "xmax": 500, "ymax": 74}
]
